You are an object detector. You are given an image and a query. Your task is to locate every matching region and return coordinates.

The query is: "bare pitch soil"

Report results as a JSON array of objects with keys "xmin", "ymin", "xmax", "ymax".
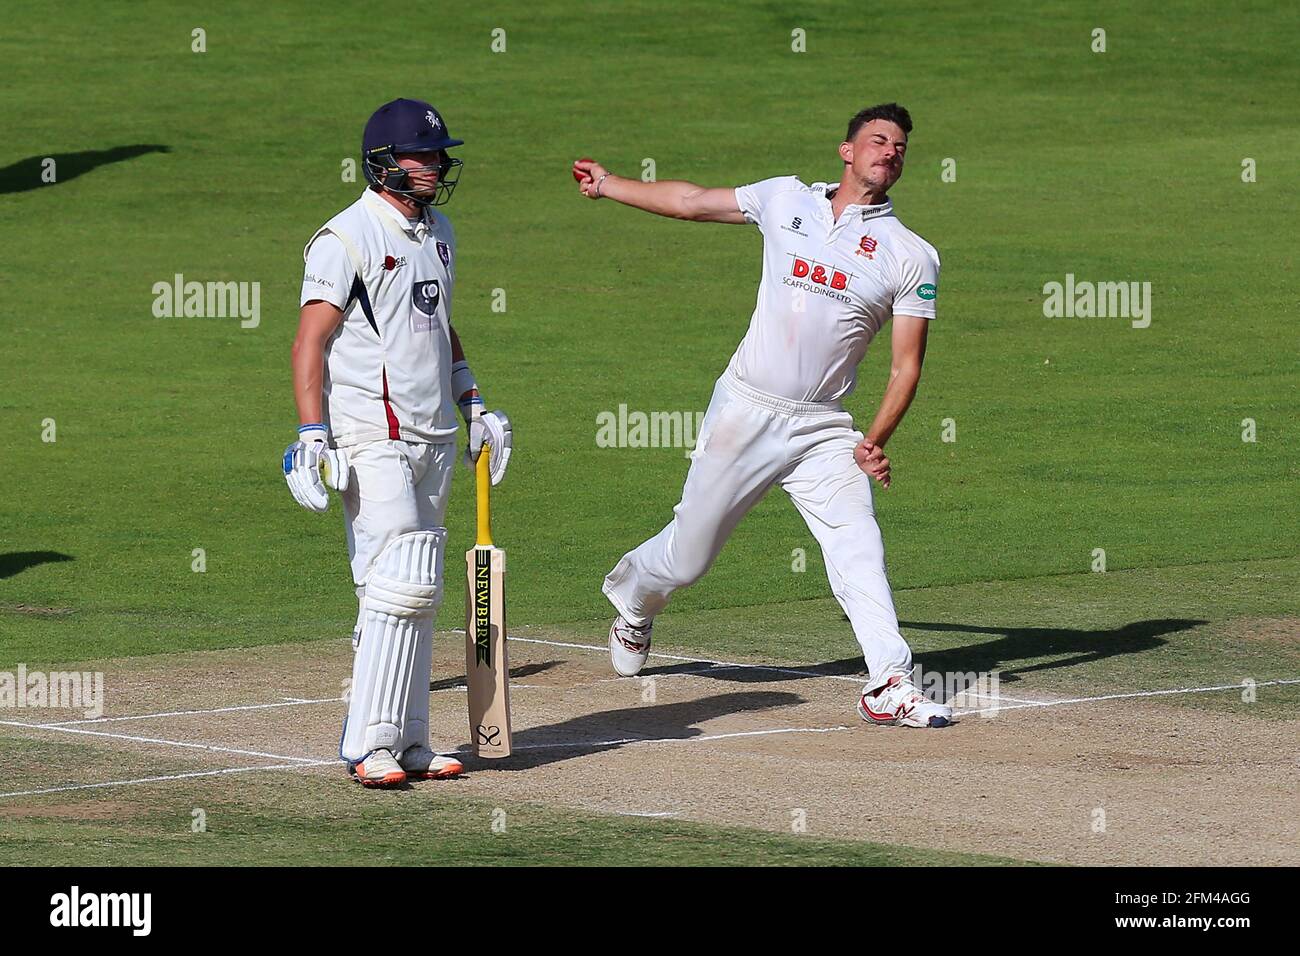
[{"xmin": 1, "ymin": 630, "xmax": 1296, "ymax": 866}]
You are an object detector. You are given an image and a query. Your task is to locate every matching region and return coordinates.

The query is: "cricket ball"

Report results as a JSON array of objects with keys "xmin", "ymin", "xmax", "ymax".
[{"xmin": 573, "ymin": 158, "xmax": 593, "ymax": 183}]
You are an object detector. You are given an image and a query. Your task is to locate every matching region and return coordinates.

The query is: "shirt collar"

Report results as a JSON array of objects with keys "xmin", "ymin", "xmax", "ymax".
[
  {"xmin": 814, "ymin": 182, "xmax": 893, "ymax": 222},
  {"xmin": 362, "ymin": 187, "xmax": 433, "ymax": 240}
]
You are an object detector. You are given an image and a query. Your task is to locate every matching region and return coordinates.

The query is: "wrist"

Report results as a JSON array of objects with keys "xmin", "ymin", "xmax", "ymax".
[
  {"xmin": 451, "ymin": 360, "xmax": 480, "ymax": 419},
  {"xmin": 298, "ymin": 422, "xmax": 328, "ymax": 444},
  {"xmin": 458, "ymin": 394, "xmax": 484, "ymax": 423},
  {"xmin": 594, "ymin": 172, "xmax": 612, "ymax": 198}
]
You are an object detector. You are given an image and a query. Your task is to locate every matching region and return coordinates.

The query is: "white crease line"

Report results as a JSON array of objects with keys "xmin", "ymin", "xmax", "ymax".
[
  {"xmin": 951, "ymin": 692, "xmax": 1045, "ymax": 706},
  {"xmin": 952, "ymin": 678, "xmax": 1300, "ymax": 717},
  {"xmin": 28, "ymin": 684, "xmax": 543, "ymax": 728},
  {"xmin": 569, "ymin": 672, "xmax": 1052, "ymax": 709},
  {"xmin": 0, "ymin": 727, "xmax": 847, "ymax": 800},
  {"xmin": 5, "ymin": 678, "xmax": 1035, "ymax": 731},
  {"xmin": 0, "ymin": 760, "xmax": 337, "ymax": 800},
  {"xmin": 587, "ymin": 668, "xmax": 727, "ymax": 686},
  {"xmin": 0, "ymin": 719, "xmax": 322, "ymax": 765},
  {"xmin": 510, "ymin": 636, "xmax": 1062, "ymax": 706},
  {"xmin": 40, "ymin": 697, "xmax": 342, "ymax": 727},
  {"xmin": 509, "ymin": 636, "xmax": 865, "ymax": 684}
]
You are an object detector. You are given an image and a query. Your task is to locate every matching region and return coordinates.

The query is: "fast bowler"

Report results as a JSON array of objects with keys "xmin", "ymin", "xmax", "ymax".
[{"xmin": 574, "ymin": 103, "xmax": 951, "ymax": 728}]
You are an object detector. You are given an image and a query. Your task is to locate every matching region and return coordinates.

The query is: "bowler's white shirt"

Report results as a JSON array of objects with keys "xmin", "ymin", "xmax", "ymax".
[
  {"xmin": 301, "ymin": 188, "xmax": 458, "ymax": 446},
  {"xmin": 729, "ymin": 177, "xmax": 940, "ymax": 404}
]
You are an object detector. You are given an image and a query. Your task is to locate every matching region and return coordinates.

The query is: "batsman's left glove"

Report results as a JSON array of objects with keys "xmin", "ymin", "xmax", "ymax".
[{"xmin": 465, "ymin": 409, "xmax": 512, "ymax": 485}]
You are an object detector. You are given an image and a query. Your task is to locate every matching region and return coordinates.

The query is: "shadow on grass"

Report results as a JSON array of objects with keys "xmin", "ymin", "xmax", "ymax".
[
  {"xmin": 898, "ymin": 618, "xmax": 1206, "ymax": 683},
  {"xmin": 430, "ymin": 659, "xmax": 562, "ymax": 692},
  {"xmin": 638, "ymin": 618, "xmax": 1207, "ymax": 687},
  {"xmin": 0, "ymin": 145, "xmax": 170, "ymax": 194},
  {"xmin": 0, "ymin": 551, "xmax": 74, "ymax": 579},
  {"xmin": 470, "ymin": 690, "xmax": 804, "ymax": 771}
]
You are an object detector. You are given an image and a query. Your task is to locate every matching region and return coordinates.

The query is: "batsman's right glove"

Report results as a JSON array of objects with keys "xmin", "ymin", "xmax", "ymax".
[{"xmin": 283, "ymin": 423, "xmax": 349, "ymax": 512}]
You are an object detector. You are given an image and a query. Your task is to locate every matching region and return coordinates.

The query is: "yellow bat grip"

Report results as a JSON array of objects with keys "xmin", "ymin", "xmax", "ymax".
[{"xmin": 475, "ymin": 441, "xmax": 493, "ymax": 546}]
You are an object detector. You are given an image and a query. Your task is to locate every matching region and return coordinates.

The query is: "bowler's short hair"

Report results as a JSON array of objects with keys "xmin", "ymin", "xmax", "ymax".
[{"xmin": 846, "ymin": 103, "xmax": 913, "ymax": 141}]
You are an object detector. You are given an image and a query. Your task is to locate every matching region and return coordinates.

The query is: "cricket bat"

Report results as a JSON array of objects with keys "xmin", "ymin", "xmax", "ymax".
[{"xmin": 465, "ymin": 442, "xmax": 512, "ymax": 758}]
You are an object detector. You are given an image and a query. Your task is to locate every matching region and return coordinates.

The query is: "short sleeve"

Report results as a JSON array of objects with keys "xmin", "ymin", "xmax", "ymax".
[
  {"xmin": 301, "ymin": 232, "xmax": 354, "ymax": 309},
  {"xmin": 734, "ymin": 176, "xmax": 802, "ymax": 228},
  {"xmin": 892, "ymin": 242, "xmax": 941, "ymax": 320}
]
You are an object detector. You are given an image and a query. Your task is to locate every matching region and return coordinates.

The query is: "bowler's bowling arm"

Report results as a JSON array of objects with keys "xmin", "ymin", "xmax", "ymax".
[{"xmin": 597, "ymin": 176, "xmax": 747, "ymax": 224}]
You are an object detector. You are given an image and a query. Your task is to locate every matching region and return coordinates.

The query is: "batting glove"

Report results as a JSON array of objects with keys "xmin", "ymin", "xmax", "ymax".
[
  {"xmin": 464, "ymin": 410, "xmax": 513, "ymax": 485},
  {"xmin": 283, "ymin": 424, "xmax": 349, "ymax": 512}
]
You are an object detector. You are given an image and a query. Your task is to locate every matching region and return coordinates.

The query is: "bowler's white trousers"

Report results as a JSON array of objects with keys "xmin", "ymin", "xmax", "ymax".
[{"xmin": 602, "ymin": 372, "xmax": 912, "ymax": 692}]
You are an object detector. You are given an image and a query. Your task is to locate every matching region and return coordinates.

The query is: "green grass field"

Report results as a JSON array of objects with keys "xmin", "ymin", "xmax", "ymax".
[{"xmin": 0, "ymin": 0, "xmax": 1295, "ymax": 865}]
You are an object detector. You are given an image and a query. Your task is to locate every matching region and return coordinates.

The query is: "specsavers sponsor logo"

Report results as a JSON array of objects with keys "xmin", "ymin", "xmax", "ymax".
[{"xmin": 916, "ymin": 283, "xmax": 937, "ymax": 300}]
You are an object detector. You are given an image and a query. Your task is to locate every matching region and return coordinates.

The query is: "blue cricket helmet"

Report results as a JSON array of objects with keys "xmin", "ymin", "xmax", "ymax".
[{"xmin": 362, "ymin": 98, "xmax": 464, "ymax": 206}]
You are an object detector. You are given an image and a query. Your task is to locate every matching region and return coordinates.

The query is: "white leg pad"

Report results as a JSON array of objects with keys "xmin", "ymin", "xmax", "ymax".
[
  {"xmin": 341, "ymin": 529, "xmax": 445, "ymax": 761},
  {"xmin": 400, "ymin": 616, "xmax": 435, "ymax": 757}
]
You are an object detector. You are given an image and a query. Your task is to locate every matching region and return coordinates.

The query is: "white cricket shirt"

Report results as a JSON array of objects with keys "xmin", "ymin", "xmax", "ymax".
[
  {"xmin": 301, "ymin": 188, "xmax": 459, "ymax": 447},
  {"xmin": 729, "ymin": 176, "xmax": 940, "ymax": 404}
]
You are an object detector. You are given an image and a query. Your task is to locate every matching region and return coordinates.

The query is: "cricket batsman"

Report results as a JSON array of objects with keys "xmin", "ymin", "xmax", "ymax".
[
  {"xmin": 285, "ymin": 98, "xmax": 512, "ymax": 787},
  {"xmin": 574, "ymin": 103, "xmax": 951, "ymax": 728}
]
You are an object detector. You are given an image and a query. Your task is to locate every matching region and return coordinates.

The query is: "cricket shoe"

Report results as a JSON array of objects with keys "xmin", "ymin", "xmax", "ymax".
[
  {"xmin": 348, "ymin": 749, "xmax": 407, "ymax": 788},
  {"xmin": 399, "ymin": 746, "xmax": 465, "ymax": 780},
  {"xmin": 609, "ymin": 615, "xmax": 653, "ymax": 677},
  {"xmin": 858, "ymin": 675, "xmax": 952, "ymax": 728}
]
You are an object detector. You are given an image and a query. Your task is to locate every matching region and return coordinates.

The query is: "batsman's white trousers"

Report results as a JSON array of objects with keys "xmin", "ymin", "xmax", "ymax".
[
  {"xmin": 342, "ymin": 440, "xmax": 456, "ymax": 590},
  {"xmin": 338, "ymin": 440, "xmax": 455, "ymax": 760},
  {"xmin": 603, "ymin": 371, "xmax": 913, "ymax": 692}
]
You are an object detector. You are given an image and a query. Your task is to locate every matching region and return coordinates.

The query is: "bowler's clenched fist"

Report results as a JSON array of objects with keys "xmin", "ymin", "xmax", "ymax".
[{"xmin": 572, "ymin": 158, "xmax": 609, "ymax": 198}]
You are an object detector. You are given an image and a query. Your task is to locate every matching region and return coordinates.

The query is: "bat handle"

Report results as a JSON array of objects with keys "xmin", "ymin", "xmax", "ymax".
[{"xmin": 476, "ymin": 441, "xmax": 493, "ymax": 546}]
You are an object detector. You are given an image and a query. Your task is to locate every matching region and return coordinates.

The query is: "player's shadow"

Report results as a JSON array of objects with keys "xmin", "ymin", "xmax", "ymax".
[
  {"xmin": 642, "ymin": 618, "xmax": 1206, "ymax": 689},
  {"xmin": 897, "ymin": 618, "xmax": 1204, "ymax": 684},
  {"xmin": 470, "ymin": 690, "xmax": 804, "ymax": 771},
  {"xmin": 0, "ymin": 551, "xmax": 74, "ymax": 579},
  {"xmin": 699, "ymin": 617, "xmax": 1204, "ymax": 688},
  {"xmin": 637, "ymin": 658, "xmax": 858, "ymax": 682},
  {"xmin": 429, "ymin": 659, "xmax": 561, "ymax": 692},
  {"xmin": 0, "ymin": 145, "xmax": 170, "ymax": 195}
]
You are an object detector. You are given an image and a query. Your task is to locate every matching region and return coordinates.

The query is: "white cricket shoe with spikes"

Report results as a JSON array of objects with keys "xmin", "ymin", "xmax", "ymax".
[
  {"xmin": 348, "ymin": 748, "xmax": 407, "ymax": 788},
  {"xmin": 609, "ymin": 616, "xmax": 653, "ymax": 677},
  {"xmin": 858, "ymin": 675, "xmax": 953, "ymax": 728},
  {"xmin": 399, "ymin": 746, "xmax": 465, "ymax": 780}
]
